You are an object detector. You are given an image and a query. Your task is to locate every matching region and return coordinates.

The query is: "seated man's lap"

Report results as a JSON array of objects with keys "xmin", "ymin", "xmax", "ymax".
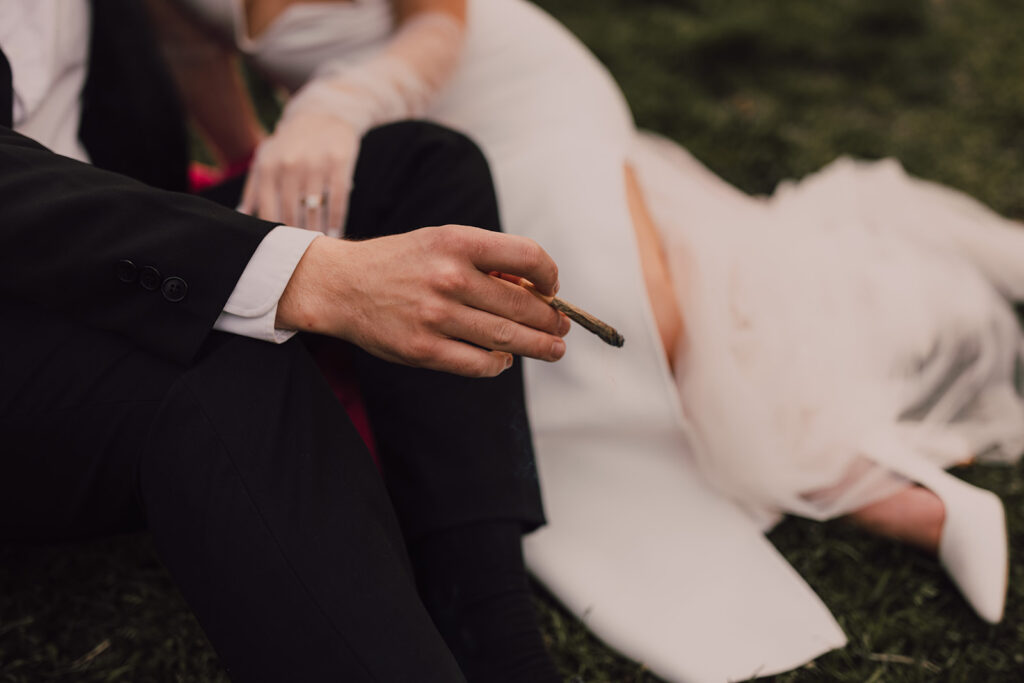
[
  {"xmin": 0, "ymin": 298, "xmax": 469, "ymax": 680},
  {"xmin": 0, "ymin": 299, "xmax": 376, "ymax": 544},
  {"xmin": 0, "ymin": 121, "xmax": 533, "ymax": 548},
  {"xmin": 0, "ymin": 299, "xmax": 180, "ymax": 541}
]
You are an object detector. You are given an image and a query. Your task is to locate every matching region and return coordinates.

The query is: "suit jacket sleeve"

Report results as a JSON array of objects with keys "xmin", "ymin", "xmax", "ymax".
[{"xmin": 0, "ymin": 125, "xmax": 278, "ymax": 365}]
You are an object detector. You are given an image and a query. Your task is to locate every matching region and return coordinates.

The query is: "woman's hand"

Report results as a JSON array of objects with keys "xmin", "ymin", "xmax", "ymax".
[
  {"xmin": 238, "ymin": 111, "xmax": 360, "ymax": 236},
  {"xmin": 238, "ymin": 0, "xmax": 466, "ymax": 236}
]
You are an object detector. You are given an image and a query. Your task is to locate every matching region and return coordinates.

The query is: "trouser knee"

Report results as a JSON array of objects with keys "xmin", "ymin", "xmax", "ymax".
[{"xmin": 349, "ymin": 121, "xmax": 502, "ymax": 239}]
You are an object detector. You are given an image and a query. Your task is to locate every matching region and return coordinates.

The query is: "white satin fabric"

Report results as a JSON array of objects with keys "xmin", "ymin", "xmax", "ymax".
[
  {"xmin": 176, "ymin": 0, "xmax": 1024, "ymax": 680},
  {"xmin": 2, "ymin": 0, "xmax": 91, "ymax": 162}
]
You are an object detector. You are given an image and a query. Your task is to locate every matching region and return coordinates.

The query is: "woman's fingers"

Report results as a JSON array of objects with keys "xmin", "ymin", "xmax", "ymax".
[
  {"xmin": 237, "ymin": 165, "xmax": 260, "ymax": 215},
  {"xmin": 302, "ymin": 168, "xmax": 328, "ymax": 232},
  {"xmin": 253, "ymin": 160, "xmax": 282, "ymax": 222},
  {"xmin": 278, "ymin": 162, "xmax": 302, "ymax": 227},
  {"xmin": 235, "ymin": 117, "xmax": 359, "ymax": 233},
  {"xmin": 241, "ymin": 156, "xmax": 347, "ymax": 232},
  {"xmin": 326, "ymin": 160, "xmax": 353, "ymax": 238}
]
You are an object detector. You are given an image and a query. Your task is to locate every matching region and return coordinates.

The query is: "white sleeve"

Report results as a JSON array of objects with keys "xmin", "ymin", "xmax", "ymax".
[
  {"xmin": 213, "ymin": 225, "xmax": 319, "ymax": 342},
  {"xmin": 280, "ymin": 12, "xmax": 464, "ymax": 136}
]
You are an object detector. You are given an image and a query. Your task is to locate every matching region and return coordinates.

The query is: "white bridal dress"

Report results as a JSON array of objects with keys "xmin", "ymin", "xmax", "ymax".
[{"xmin": 178, "ymin": 0, "xmax": 1024, "ymax": 680}]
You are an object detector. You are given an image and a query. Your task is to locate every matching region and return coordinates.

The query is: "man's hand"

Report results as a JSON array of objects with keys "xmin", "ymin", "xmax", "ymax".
[{"xmin": 276, "ymin": 225, "xmax": 571, "ymax": 377}]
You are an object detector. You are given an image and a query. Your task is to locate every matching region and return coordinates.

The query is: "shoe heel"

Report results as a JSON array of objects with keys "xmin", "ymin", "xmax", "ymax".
[{"xmin": 864, "ymin": 432, "xmax": 1008, "ymax": 623}]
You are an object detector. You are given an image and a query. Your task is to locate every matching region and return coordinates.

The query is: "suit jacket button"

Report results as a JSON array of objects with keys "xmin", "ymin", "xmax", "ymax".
[
  {"xmin": 161, "ymin": 276, "xmax": 188, "ymax": 303},
  {"xmin": 139, "ymin": 266, "xmax": 161, "ymax": 291},
  {"xmin": 116, "ymin": 259, "xmax": 137, "ymax": 283}
]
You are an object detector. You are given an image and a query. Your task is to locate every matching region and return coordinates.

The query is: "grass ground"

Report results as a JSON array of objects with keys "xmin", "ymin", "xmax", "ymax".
[{"xmin": 3, "ymin": 0, "xmax": 1024, "ymax": 680}]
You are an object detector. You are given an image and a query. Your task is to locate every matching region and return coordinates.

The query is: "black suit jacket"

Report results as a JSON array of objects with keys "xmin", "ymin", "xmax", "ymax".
[{"xmin": 0, "ymin": 0, "xmax": 278, "ymax": 365}]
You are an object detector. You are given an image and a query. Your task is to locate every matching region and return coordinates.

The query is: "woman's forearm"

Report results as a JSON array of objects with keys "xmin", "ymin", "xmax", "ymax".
[
  {"xmin": 394, "ymin": 0, "xmax": 466, "ymax": 25},
  {"xmin": 147, "ymin": 0, "xmax": 264, "ymax": 166},
  {"xmin": 285, "ymin": 0, "xmax": 467, "ymax": 124},
  {"xmin": 178, "ymin": 50, "xmax": 264, "ymax": 166}
]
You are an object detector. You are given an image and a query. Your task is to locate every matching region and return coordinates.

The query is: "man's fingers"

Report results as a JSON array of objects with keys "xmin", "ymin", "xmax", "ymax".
[
  {"xmin": 463, "ymin": 272, "xmax": 566, "ymax": 336},
  {"xmin": 421, "ymin": 340, "xmax": 514, "ymax": 378},
  {"xmin": 448, "ymin": 228, "xmax": 559, "ymax": 296},
  {"xmin": 439, "ymin": 306, "xmax": 566, "ymax": 362}
]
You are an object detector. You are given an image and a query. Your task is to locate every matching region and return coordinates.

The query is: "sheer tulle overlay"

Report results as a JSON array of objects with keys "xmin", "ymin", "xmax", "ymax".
[
  {"xmin": 179, "ymin": 0, "xmax": 1024, "ymax": 680},
  {"xmin": 636, "ymin": 138, "xmax": 1024, "ymax": 527}
]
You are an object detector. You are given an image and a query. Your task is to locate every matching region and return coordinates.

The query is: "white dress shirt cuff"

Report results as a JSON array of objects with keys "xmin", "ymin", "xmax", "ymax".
[{"xmin": 214, "ymin": 226, "xmax": 320, "ymax": 343}]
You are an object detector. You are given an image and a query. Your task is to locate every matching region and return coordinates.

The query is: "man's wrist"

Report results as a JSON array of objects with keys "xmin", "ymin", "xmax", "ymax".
[
  {"xmin": 215, "ymin": 226, "xmax": 319, "ymax": 343},
  {"xmin": 276, "ymin": 234, "xmax": 337, "ymax": 334}
]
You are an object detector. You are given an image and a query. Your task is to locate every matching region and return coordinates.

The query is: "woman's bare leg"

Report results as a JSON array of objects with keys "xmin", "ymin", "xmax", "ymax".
[
  {"xmin": 848, "ymin": 486, "xmax": 945, "ymax": 553},
  {"xmin": 625, "ymin": 163, "xmax": 684, "ymax": 367}
]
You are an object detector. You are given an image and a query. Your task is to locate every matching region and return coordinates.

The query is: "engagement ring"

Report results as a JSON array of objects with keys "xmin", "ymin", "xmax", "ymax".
[{"xmin": 302, "ymin": 194, "xmax": 324, "ymax": 208}]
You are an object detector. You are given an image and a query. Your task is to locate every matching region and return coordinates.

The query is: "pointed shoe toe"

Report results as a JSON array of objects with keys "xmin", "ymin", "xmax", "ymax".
[{"xmin": 937, "ymin": 485, "xmax": 1007, "ymax": 624}]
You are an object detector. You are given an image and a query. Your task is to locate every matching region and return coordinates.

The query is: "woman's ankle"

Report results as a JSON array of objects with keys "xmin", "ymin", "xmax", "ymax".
[{"xmin": 848, "ymin": 485, "xmax": 945, "ymax": 553}]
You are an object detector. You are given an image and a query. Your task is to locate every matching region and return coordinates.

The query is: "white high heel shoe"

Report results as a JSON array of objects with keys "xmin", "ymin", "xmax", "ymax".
[
  {"xmin": 866, "ymin": 433, "xmax": 1008, "ymax": 623},
  {"xmin": 935, "ymin": 476, "xmax": 1007, "ymax": 623}
]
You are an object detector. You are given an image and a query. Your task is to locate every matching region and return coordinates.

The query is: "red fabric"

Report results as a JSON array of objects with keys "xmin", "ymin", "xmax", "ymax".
[
  {"xmin": 188, "ymin": 153, "xmax": 255, "ymax": 194},
  {"xmin": 188, "ymin": 162, "xmax": 219, "ymax": 193},
  {"xmin": 309, "ymin": 340, "xmax": 380, "ymax": 468}
]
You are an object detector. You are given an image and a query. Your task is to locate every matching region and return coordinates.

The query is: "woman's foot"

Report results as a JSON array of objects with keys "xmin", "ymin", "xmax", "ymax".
[
  {"xmin": 849, "ymin": 443, "xmax": 1007, "ymax": 623},
  {"xmin": 848, "ymin": 485, "xmax": 945, "ymax": 553}
]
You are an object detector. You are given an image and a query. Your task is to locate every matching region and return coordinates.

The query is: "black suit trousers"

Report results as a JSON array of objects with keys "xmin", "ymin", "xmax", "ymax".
[
  {"xmin": 0, "ymin": 122, "xmax": 542, "ymax": 681},
  {"xmin": 205, "ymin": 122, "xmax": 546, "ymax": 542}
]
